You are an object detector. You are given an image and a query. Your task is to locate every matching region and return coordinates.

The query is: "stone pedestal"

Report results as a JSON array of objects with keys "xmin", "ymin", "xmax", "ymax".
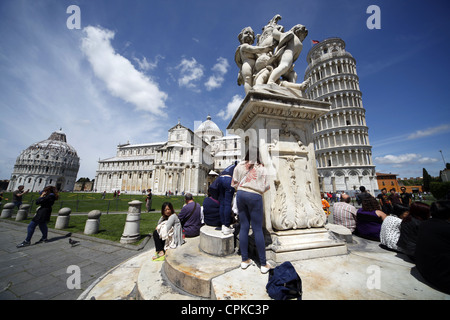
[
  {"xmin": 199, "ymin": 225, "xmax": 234, "ymax": 256},
  {"xmin": 0, "ymin": 203, "xmax": 14, "ymax": 219},
  {"xmin": 84, "ymin": 210, "xmax": 102, "ymax": 235},
  {"xmin": 120, "ymin": 200, "xmax": 142, "ymax": 244},
  {"xmin": 55, "ymin": 207, "xmax": 72, "ymax": 229},
  {"xmin": 267, "ymin": 228, "xmax": 347, "ymax": 262},
  {"xmin": 227, "ymin": 87, "xmax": 347, "ymax": 261},
  {"xmin": 15, "ymin": 204, "xmax": 31, "ymax": 221}
]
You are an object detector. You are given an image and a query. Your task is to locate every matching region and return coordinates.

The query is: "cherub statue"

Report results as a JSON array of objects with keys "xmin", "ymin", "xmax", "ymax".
[
  {"xmin": 235, "ymin": 27, "xmax": 273, "ymax": 94},
  {"xmin": 267, "ymin": 24, "xmax": 308, "ymax": 85}
]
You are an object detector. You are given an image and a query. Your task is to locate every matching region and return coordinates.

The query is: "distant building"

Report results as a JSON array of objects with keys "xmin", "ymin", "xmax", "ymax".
[
  {"xmin": 376, "ymin": 172, "xmax": 400, "ymax": 191},
  {"xmin": 441, "ymin": 169, "xmax": 450, "ymax": 182},
  {"xmin": 7, "ymin": 130, "xmax": 80, "ymax": 192}
]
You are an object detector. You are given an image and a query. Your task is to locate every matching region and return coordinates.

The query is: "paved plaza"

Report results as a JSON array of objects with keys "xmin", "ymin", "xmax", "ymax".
[
  {"xmin": 0, "ymin": 219, "xmax": 147, "ymax": 300},
  {"xmin": 1, "ymin": 210, "xmax": 449, "ymax": 301}
]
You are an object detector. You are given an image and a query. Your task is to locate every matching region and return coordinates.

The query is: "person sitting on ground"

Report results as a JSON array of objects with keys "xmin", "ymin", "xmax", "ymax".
[
  {"xmin": 178, "ymin": 193, "xmax": 202, "ymax": 237},
  {"xmin": 202, "ymin": 187, "xmax": 221, "ymax": 227},
  {"xmin": 332, "ymin": 193, "xmax": 357, "ymax": 232},
  {"xmin": 396, "ymin": 201, "xmax": 430, "ymax": 260},
  {"xmin": 152, "ymin": 202, "xmax": 183, "ymax": 260},
  {"xmin": 380, "ymin": 203, "xmax": 410, "ymax": 252},
  {"xmin": 355, "ymin": 197, "xmax": 387, "ymax": 241},
  {"xmin": 414, "ymin": 200, "xmax": 450, "ymax": 294}
]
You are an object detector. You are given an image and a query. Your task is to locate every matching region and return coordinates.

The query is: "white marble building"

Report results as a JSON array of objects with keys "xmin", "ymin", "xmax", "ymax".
[
  {"xmin": 94, "ymin": 117, "xmax": 241, "ymax": 195},
  {"xmin": 7, "ymin": 130, "xmax": 80, "ymax": 192},
  {"xmin": 304, "ymin": 38, "xmax": 378, "ymax": 194}
]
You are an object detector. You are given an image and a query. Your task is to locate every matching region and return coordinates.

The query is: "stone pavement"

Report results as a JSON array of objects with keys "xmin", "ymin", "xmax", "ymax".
[
  {"xmin": 2, "ymin": 214, "xmax": 450, "ymax": 301},
  {"xmin": 81, "ymin": 224, "xmax": 450, "ymax": 301},
  {"xmin": 0, "ymin": 219, "xmax": 148, "ymax": 300}
]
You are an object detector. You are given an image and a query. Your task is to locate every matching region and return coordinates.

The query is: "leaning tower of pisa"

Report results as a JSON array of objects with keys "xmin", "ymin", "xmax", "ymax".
[{"xmin": 304, "ymin": 38, "xmax": 378, "ymax": 194}]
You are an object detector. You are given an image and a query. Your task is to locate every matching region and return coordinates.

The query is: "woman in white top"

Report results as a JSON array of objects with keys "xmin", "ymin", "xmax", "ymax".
[
  {"xmin": 380, "ymin": 204, "xmax": 409, "ymax": 251},
  {"xmin": 232, "ymin": 149, "xmax": 271, "ymax": 273}
]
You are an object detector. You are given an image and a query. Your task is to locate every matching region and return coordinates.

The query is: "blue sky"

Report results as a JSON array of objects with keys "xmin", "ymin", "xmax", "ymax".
[{"xmin": 0, "ymin": 0, "xmax": 449, "ymax": 181}]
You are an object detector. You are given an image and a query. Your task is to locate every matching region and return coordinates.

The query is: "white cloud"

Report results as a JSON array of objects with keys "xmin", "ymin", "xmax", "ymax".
[
  {"xmin": 205, "ymin": 57, "xmax": 229, "ymax": 91},
  {"xmin": 81, "ymin": 26, "xmax": 168, "ymax": 116},
  {"xmin": 217, "ymin": 95, "xmax": 243, "ymax": 120},
  {"xmin": 407, "ymin": 124, "xmax": 450, "ymax": 140},
  {"xmin": 133, "ymin": 55, "xmax": 164, "ymax": 71},
  {"xmin": 375, "ymin": 153, "xmax": 439, "ymax": 168},
  {"xmin": 176, "ymin": 57, "xmax": 204, "ymax": 90}
]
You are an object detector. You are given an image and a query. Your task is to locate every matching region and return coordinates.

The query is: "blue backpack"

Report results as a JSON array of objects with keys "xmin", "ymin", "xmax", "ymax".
[{"xmin": 266, "ymin": 261, "xmax": 303, "ymax": 300}]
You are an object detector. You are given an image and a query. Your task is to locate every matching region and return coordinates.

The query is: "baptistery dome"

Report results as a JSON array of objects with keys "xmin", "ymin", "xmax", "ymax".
[
  {"xmin": 7, "ymin": 130, "xmax": 80, "ymax": 192},
  {"xmin": 194, "ymin": 115, "xmax": 223, "ymax": 143}
]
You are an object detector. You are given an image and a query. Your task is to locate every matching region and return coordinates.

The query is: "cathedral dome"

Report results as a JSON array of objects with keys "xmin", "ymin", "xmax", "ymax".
[
  {"xmin": 8, "ymin": 130, "xmax": 80, "ymax": 192},
  {"xmin": 195, "ymin": 115, "xmax": 223, "ymax": 143}
]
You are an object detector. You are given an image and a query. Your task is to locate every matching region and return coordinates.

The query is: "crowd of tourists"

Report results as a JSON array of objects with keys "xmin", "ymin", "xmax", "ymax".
[{"xmin": 330, "ymin": 185, "xmax": 450, "ymax": 294}]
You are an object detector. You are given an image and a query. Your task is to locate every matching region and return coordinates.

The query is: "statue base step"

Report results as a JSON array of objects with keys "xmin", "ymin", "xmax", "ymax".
[
  {"xmin": 199, "ymin": 225, "xmax": 234, "ymax": 256},
  {"xmin": 164, "ymin": 236, "xmax": 240, "ymax": 298},
  {"xmin": 267, "ymin": 227, "xmax": 348, "ymax": 262}
]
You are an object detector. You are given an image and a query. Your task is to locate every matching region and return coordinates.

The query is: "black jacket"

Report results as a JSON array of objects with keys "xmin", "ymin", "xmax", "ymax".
[{"xmin": 33, "ymin": 193, "xmax": 56, "ymax": 223}]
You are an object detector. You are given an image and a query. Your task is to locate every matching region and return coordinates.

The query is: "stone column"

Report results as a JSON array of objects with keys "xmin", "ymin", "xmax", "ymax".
[
  {"xmin": 55, "ymin": 207, "xmax": 72, "ymax": 229},
  {"xmin": 120, "ymin": 200, "xmax": 142, "ymax": 244},
  {"xmin": 0, "ymin": 203, "xmax": 15, "ymax": 219},
  {"xmin": 15, "ymin": 204, "xmax": 31, "ymax": 221},
  {"xmin": 84, "ymin": 210, "xmax": 102, "ymax": 235}
]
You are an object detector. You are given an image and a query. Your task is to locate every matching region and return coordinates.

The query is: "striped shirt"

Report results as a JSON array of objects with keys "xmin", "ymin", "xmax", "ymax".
[{"xmin": 332, "ymin": 202, "xmax": 357, "ymax": 232}]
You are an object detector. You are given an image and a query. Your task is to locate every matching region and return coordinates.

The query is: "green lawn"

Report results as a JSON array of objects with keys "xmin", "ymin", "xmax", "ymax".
[
  {"xmin": 1, "ymin": 192, "xmax": 204, "ymax": 213},
  {"xmin": 1, "ymin": 192, "xmax": 207, "ymax": 244}
]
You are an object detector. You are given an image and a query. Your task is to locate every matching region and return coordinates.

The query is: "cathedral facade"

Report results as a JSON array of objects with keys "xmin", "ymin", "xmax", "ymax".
[{"xmin": 93, "ymin": 117, "xmax": 242, "ymax": 195}]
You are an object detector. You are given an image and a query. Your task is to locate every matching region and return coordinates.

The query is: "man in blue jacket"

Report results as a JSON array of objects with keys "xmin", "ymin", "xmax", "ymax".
[
  {"xmin": 178, "ymin": 193, "xmax": 202, "ymax": 237},
  {"xmin": 218, "ymin": 162, "xmax": 238, "ymax": 235}
]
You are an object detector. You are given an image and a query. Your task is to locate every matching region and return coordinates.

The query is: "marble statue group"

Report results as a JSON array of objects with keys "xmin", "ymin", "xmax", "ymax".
[{"xmin": 235, "ymin": 14, "xmax": 310, "ymax": 94}]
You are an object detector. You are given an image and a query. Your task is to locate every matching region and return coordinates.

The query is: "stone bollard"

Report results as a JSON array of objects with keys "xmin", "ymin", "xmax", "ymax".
[
  {"xmin": 120, "ymin": 200, "xmax": 142, "ymax": 244},
  {"xmin": 55, "ymin": 207, "xmax": 72, "ymax": 229},
  {"xmin": 0, "ymin": 203, "xmax": 15, "ymax": 219},
  {"xmin": 15, "ymin": 204, "xmax": 31, "ymax": 221},
  {"xmin": 84, "ymin": 210, "xmax": 102, "ymax": 235}
]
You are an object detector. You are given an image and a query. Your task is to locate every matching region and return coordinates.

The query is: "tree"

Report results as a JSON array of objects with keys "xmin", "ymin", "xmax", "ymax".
[
  {"xmin": 423, "ymin": 168, "xmax": 431, "ymax": 192},
  {"xmin": 430, "ymin": 182, "xmax": 450, "ymax": 200}
]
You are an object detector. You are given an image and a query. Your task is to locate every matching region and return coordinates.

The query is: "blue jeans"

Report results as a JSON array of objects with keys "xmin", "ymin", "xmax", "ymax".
[
  {"xmin": 236, "ymin": 190, "xmax": 266, "ymax": 266},
  {"xmin": 218, "ymin": 175, "xmax": 235, "ymax": 227},
  {"xmin": 25, "ymin": 220, "xmax": 48, "ymax": 242}
]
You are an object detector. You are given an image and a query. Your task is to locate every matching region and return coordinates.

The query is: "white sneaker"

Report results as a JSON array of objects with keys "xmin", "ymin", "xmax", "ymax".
[
  {"xmin": 260, "ymin": 264, "xmax": 273, "ymax": 274},
  {"xmin": 222, "ymin": 225, "xmax": 234, "ymax": 235},
  {"xmin": 241, "ymin": 259, "xmax": 253, "ymax": 269}
]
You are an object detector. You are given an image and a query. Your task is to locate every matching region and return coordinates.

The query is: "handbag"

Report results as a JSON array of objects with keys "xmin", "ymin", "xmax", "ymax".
[{"xmin": 266, "ymin": 261, "xmax": 303, "ymax": 300}]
